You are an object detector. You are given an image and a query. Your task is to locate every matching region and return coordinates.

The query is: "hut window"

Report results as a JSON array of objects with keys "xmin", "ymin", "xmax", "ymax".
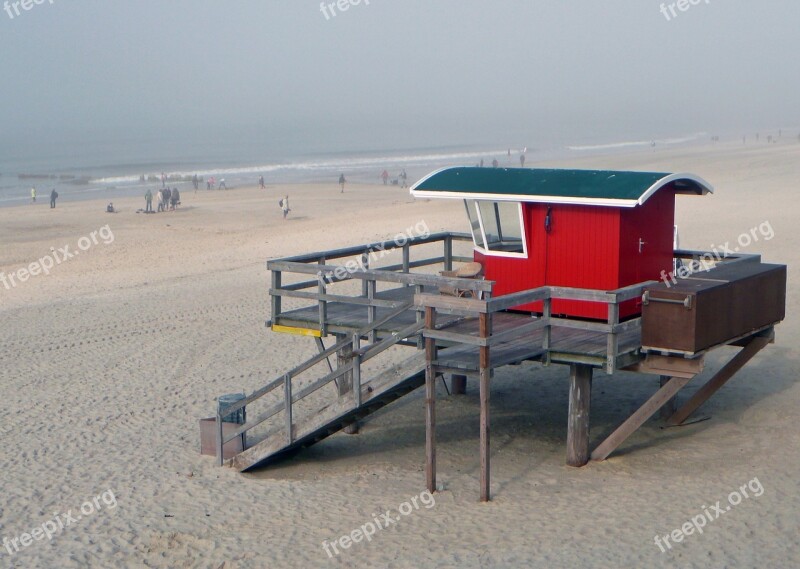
[
  {"xmin": 464, "ymin": 200, "xmax": 486, "ymax": 249},
  {"xmin": 476, "ymin": 201, "xmax": 525, "ymax": 255}
]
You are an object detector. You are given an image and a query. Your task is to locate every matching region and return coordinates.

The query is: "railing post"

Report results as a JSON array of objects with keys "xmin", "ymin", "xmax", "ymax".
[
  {"xmin": 270, "ymin": 268, "xmax": 282, "ymax": 324},
  {"xmin": 284, "ymin": 374, "xmax": 293, "ymax": 444},
  {"xmin": 542, "ymin": 295, "xmax": 552, "ymax": 366},
  {"xmin": 402, "ymin": 243, "xmax": 411, "ymax": 281},
  {"xmin": 367, "ymin": 279, "xmax": 377, "ymax": 343},
  {"xmin": 444, "ymin": 234, "xmax": 453, "ymax": 272},
  {"xmin": 318, "ymin": 257, "xmax": 327, "ymax": 336},
  {"xmin": 415, "ymin": 284, "xmax": 424, "ymax": 349},
  {"xmin": 361, "ymin": 251, "xmax": 370, "ymax": 297},
  {"xmin": 606, "ymin": 302, "xmax": 620, "ymax": 374},
  {"xmin": 352, "ymin": 334, "xmax": 362, "ymax": 408}
]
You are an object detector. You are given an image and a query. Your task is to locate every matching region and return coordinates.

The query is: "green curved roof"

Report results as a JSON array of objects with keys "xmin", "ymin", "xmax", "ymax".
[{"xmin": 410, "ymin": 167, "xmax": 713, "ymax": 208}]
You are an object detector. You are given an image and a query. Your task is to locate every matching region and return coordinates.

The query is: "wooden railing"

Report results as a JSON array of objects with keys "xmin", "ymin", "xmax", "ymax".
[
  {"xmin": 268, "ymin": 232, "xmax": 489, "ymax": 336},
  {"xmin": 216, "ymin": 301, "xmax": 427, "ymax": 465},
  {"xmin": 416, "ymin": 279, "xmax": 653, "ymax": 373}
]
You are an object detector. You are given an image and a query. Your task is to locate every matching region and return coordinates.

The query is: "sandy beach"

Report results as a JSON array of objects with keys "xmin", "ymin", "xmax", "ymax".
[{"xmin": 1, "ymin": 141, "xmax": 798, "ymax": 568}]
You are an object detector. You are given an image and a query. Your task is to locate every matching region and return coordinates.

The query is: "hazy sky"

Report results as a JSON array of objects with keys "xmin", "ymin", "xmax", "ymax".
[{"xmin": 1, "ymin": 0, "xmax": 798, "ymax": 150}]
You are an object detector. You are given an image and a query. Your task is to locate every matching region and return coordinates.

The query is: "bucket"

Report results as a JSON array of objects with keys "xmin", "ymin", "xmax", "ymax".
[{"xmin": 218, "ymin": 393, "xmax": 247, "ymax": 425}]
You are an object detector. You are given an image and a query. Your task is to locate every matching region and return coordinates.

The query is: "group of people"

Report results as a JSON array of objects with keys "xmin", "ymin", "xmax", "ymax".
[
  {"xmin": 144, "ymin": 187, "xmax": 180, "ymax": 213},
  {"xmin": 30, "ymin": 187, "xmax": 59, "ymax": 208},
  {"xmin": 378, "ymin": 169, "xmax": 409, "ymax": 187}
]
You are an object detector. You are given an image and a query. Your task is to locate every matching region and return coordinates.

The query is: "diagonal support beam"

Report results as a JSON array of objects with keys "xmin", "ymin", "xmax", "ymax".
[
  {"xmin": 667, "ymin": 333, "xmax": 772, "ymax": 426},
  {"xmin": 591, "ymin": 376, "xmax": 690, "ymax": 462}
]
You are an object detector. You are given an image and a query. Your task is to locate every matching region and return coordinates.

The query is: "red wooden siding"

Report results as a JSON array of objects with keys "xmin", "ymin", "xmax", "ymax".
[{"xmin": 472, "ymin": 191, "xmax": 677, "ymax": 320}]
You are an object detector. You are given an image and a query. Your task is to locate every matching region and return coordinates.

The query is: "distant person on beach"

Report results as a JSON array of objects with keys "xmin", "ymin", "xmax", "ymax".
[
  {"xmin": 259, "ymin": 175, "xmax": 266, "ymax": 189},
  {"xmin": 157, "ymin": 189, "xmax": 165, "ymax": 212},
  {"xmin": 145, "ymin": 189, "xmax": 153, "ymax": 212},
  {"xmin": 171, "ymin": 188, "xmax": 180, "ymax": 210},
  {"xmin": 206, "ymin": 179, "xmax": 212, "ymax": 190},
  {"xmin": 281, "ymin": 196, "xmax": 290, "ymax": 219},
  {"xmin": 400, "ymin": 170, "xmax": 408, "ymax": 188},
  {"xmin": 163, "ymin": 188, "xmax": 172, "ymax": 210},
  {"xmin": 339, "ymin": 174, "xmax": 346, "ymax": 193},
  {"xmin": 480, "ymin": 159, "xmax": 484, "ymax": 168},
  {"xmin": 519, "ymin": 154, "xmax": 525, "ymax": 167},
  {"xmin": 161, "ymin": 172, "xmax": 166, "ymax": 188},
  {"xmin": 31, "ymin": 187, "xmax": 36, "ymax": 203},
  {"xmin": 106, "ymin": 202, "xmax": 115, "ymax": 213},
  {"xmin": 492, "ymin": 159, "xmax": 499, "ymax": 168},
  {"xmin": 381, "ymin": 170, "xmax": 389, "ymax": 185},
  {"xmin": 192, "ymin": 174, "xmax": 199, "ymax": 191},
  {"xmin": 219, "ymin": 178, "xmax": 227, "ymax": 190},
  {"xmin": 50, "ymin": 189, "xmax": 58, "ymax": 208}
]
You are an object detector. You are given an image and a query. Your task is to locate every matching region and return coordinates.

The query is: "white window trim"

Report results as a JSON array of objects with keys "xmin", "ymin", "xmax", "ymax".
[
  {"xmin": 472, "ymin": 200, "xmax": 528, "ymax": 259},
  {"xmin": 464, "ymin": 200, "xmax": 486, "ymax": 250}
]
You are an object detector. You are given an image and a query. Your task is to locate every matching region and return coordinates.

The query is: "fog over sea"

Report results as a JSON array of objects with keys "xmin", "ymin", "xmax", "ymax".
[{"xmin": 0, "ymin": 128, "xmax": 712, "ymax": 206}]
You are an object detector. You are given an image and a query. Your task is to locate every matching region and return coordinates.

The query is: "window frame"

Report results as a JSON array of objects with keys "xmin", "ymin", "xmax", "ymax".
[{"xmin": 464, "ymin": 199, "xmax": 528, "ymax": 259}]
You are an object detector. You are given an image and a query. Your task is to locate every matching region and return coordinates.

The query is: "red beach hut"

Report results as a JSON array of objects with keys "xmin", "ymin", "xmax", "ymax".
[{"xmin": 410, "ymin": 167, "xmax": 712, "ymax": 319}]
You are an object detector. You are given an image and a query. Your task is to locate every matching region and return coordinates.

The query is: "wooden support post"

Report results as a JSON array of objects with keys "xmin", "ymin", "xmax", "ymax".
[
  {"xmin": 451, "ymin": 374, "xmax": 467, "ymax": 395},
  {"xmin": 479, "ymin": 312, "xmax": 492, "ymax": 502},
  {"xmin": 402, "ymin": 243, "xmax": 411, "ymax": 279},
  {"xmin": 271, "ymin": 269, "xmax": 282, "ymax": 323},
  {"xmin": 659, "ymin": 375, "xmax": 676, "ymax": 420},
  {"xmin": 444, "ymin": 235, "xmax": 453, "ymax": 272},
  {"xmin": 337, "ymin": 340, "xmax": 359, "ymax": 434},
  {"xmin": 667, "ymin": 334, "xmax": 772, "ymax": 426},
  {"xmin": 566, "ymin": 364, "xmax": 593, "ymax": 467},
  {"xmin": 425, "ymin": 307, "xmax": 437, "ymax": 494},
  {"xmin": 591, "ymin": 376, "xmax": 690, "ymax": 461}
]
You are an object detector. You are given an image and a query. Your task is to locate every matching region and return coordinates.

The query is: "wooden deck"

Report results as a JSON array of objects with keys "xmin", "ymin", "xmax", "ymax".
[{"xmin": 273, "ymin": 285, "xmax": 642, "ymax": 371}]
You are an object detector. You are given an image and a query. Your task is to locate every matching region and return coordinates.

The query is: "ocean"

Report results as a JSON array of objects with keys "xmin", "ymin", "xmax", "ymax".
[{"xmin": 0, "ymin": 130, "xmax": 711, "ymax": 207}]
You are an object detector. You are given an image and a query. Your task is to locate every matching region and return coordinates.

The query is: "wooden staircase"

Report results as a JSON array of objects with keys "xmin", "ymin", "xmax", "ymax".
[
  {"xmin": 232, "ymin": 352, "xmax": 426, "ymax": 471},
  {"xmin": 215, "ymin": 303, "xmax": 427, "ymax": 471}
]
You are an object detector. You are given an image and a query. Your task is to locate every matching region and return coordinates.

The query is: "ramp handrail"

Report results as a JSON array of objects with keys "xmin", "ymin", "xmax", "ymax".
[{"xmin": 216, "ymin": 301, "xmax": 423, "ymax": 465}]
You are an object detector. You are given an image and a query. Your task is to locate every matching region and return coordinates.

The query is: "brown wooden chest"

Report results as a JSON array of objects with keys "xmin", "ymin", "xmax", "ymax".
[{"xmin": 641, "ymin": 262, "xmax": 786, "ymax": 355}]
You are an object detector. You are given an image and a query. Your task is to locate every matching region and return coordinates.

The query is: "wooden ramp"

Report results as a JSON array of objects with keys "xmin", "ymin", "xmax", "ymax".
[{"xmin": 232, "ymin": 352, "xmax": 426, "ymax": 471}]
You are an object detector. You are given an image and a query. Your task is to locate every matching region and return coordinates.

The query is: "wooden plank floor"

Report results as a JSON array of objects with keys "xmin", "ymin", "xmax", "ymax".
[{"xmin": 436, "ymin": 316, "xmax": 641, "ymax": 372}]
